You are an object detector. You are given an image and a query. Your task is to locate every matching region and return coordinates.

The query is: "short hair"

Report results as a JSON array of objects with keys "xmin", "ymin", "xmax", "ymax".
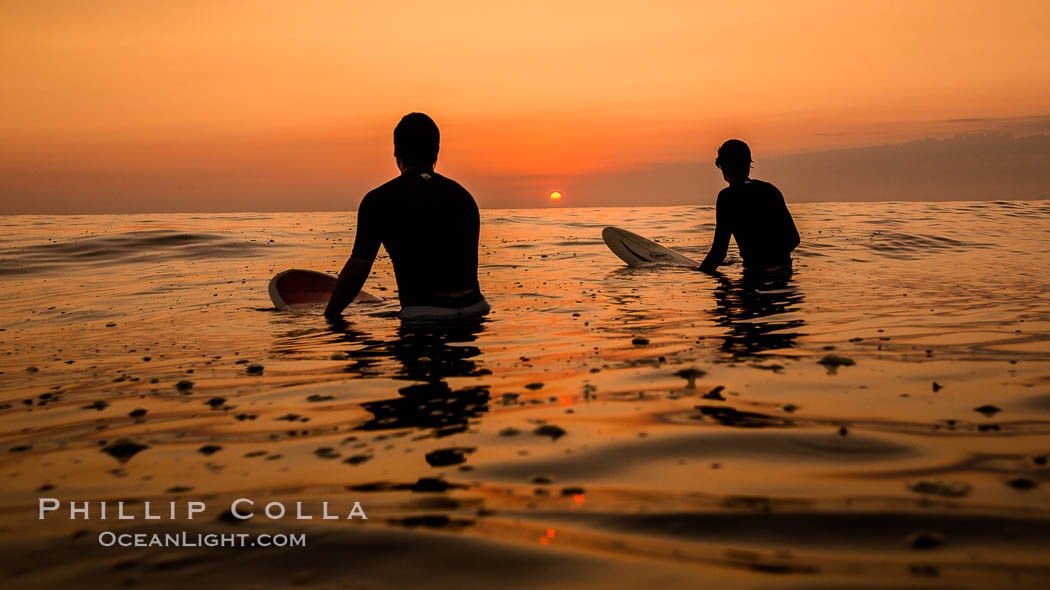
[
  {"xmin": 715, "ymin": 139, "xmax": 752, "ymax": 177},
  {"xmin": 394, "ymin": 113, "xmax": 440, "ymax": 168}
]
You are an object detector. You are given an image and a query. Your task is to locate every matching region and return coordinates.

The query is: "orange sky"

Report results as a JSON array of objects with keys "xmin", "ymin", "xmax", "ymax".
[{"xmin": 2, "ymin": 0, "xmax": 1049, "ymax": 212}]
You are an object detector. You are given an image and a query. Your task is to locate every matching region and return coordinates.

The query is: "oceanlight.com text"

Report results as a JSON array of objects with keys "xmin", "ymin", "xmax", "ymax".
[{"xmin": 97, "ymin": 531, "xmax": 307, "ymax": 548}]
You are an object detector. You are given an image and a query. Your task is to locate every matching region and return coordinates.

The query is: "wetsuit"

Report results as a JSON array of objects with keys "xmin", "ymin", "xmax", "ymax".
[
  {"xmin": 712, "ymin": 179, "xmax": 800, "ymax": 271},
  {"xmin": 351, "ymin": 171, "xmax": 485, "ymax": 312}
]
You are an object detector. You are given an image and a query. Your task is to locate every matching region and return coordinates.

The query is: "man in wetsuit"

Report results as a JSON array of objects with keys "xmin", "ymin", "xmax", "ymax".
[
  {"xmin": 325, "ymin": 113, "xmax": 488, "ymax": 320},
  {"xmin": 699, "ymin": 139, "xmax": 800, "ymax": 274}
]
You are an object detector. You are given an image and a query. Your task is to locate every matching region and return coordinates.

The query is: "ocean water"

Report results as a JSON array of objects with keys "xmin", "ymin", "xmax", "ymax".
[{"xmin": 2, "ymin": 201, "xmax": 1050, "ymax": 588}]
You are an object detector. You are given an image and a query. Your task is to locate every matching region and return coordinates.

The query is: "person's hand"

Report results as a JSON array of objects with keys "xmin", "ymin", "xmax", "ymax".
[{"xmin": 324, "ymin": 307, "xmax": 348, "ymax": 328}]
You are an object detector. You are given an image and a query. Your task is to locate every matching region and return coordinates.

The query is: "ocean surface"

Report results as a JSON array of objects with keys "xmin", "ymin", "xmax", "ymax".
[{"xmin": 1, "ymin": 201, "xmax": 1049, "ymax": 589}]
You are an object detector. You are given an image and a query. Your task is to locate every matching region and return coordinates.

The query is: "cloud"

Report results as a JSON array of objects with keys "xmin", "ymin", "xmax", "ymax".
[
  {"xmin": 764, "ymin": 132, "xmax": 1050, "ymax": 203},
  {"xmin": 486, "ymin": 132, "xmax": 1050, "ymax": 208},
  {"xmin": 941, "ymin": 114, "xmax": 1050, "ymax": 135}
]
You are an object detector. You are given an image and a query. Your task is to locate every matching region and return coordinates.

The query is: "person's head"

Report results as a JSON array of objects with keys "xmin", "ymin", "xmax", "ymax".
[
  {"xmin": 715, "ymin": 139, "xmax": 752, "ymax": 182},
  {"xmin": 394, "ymin": 113, "xmax": 440, "ymax": 171}
]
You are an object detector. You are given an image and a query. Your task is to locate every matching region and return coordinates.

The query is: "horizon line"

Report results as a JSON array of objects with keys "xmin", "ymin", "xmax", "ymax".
[{"xmin": 2, "ymin": 196, "xmax": 1047, "ymax": 218}]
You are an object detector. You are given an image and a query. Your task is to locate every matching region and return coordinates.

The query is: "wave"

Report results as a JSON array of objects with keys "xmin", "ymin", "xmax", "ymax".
[
  {"xmin": 860, "ymin": 231, "xmax": 990, "ymax": 259},
  {"xmin": 0, "ymin": 229, "xmax": 270, "ymax": 276}
]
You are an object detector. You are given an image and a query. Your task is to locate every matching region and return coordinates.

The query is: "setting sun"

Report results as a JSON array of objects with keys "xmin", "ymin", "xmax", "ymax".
[{"xmin": 549, "ymin": 191, "xmax": 563, "ymax": 201}]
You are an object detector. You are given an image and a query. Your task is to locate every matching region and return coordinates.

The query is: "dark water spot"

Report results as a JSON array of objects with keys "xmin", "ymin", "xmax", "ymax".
[
  {"xmin": 703, "ymin": 385, "xmax": 726, "ymax": 400},
  {"xmin": 973, "ymin": 404, "xmax": 1002, "ymax": 417},
  {"xmin": 216, "ymin": 509, "xmax": 245, "ymax": 524},
  {"xmin": 1007, "ymin": 476, "xmax": 1037, "ymax": 491},
  {"xmin": 314, "ymin": 447, "xmax": 340, "ymax": 459},
  {"xmin": 533, "ymin": 424, "xmax": 567, "ymax": 440},
  {"xmin": 907, "ymin": 531, "xmax": 944, "ymax": 550},
  {"xmin": 695, "ymin": 405, "xmax": 793, "ymax": 428},
  {"xmin": 102, "ymin": 439, "xmax": 148, "ymax": 463},
  {"xmin": 358, "ymin": 384, "xmax": 489, "ymax": 433},
  {"xmin": 387, "ymin": 515, "xmax": 475, "ymax": 529},
  {"xmin": 346, "ymin": 481, "xmax": 392, "ymax": 492},
  {"xmin": 407, "ymin": 477, "xmax": 466, "ymax": 492},
  {"xmin": 720, "ymin": 496, "xmax": 779, "ymax": 511},
  {"xmin": 425, "ymin": 447, "xmax": 475, "ymax": 467},
  {"xmin": 745, "ymin": 562, "xmax": 819, "ymax": 574},
  {"xmin": 197, "ymin": 445, "xmax": 222, "ymax": 456},
  {"xmin": 909, "ymin": 564, "xmax": 940, "ymax": 577},
  {"xmin": 675, "ymin": 367, "xmax": 706, "ymax": 388},
  {"xmin": 907, "ymin": 479, "xmax": 972, "ymax": 498},
  {"xmin": 818, "ymin": 354, "xmax": 855, "ymax": 369}
]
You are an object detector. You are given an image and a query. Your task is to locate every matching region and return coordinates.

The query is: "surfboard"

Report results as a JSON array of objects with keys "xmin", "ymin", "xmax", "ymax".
[
  {"xmin": 602, "ymin": 226, "xmax": 700, "ymax": 268},
  {"xmin": 268, "ymin": 269, "xmax": 382, "ymax": 310}
]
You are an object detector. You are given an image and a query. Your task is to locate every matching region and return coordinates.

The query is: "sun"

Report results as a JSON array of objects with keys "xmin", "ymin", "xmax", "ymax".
[{"xmin": 549, "ymin": 191, "xmax": 562, "ymax": 201}]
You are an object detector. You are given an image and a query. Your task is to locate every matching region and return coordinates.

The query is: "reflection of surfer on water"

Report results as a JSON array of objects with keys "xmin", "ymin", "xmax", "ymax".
[
  {"xmin": 710, "ymin": 269, "xmax": 805, "ymax": 360},
  {"xmin": 699, "ymin": 140, "xmax": 800, "ymax": 274},
  {"xmin": 324, "ymin": 314, "xmax": 491, "ymax": 435},
  {"xmin": 325, "ymin": 113, "xmax": 490, "ymax": 321}
]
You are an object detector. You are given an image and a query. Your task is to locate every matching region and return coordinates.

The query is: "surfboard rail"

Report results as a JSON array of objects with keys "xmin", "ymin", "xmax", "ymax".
[
  {"xmin": 602, "ymin": 226, "xmax": 700, "ymax": 268},
  {"xmin": 268, "ymin": 268, "xmax": 381, "ymax": 310}
]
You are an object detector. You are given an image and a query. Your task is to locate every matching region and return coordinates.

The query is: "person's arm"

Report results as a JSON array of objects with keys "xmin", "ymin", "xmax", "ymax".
[
  {"xmin": 699, "ymin": 194, "xmax": 731, "ymax": 273},
  {"xmin": 774, "ymin": 185, "xmax": 801, "ymax": 252},
  {"xmin": 324, "ymin": 194, "xmax": 380, "ymax": 318},
  {"xmin": 324, "ymin": 256, "xmax": 373, "ymax": 318}
]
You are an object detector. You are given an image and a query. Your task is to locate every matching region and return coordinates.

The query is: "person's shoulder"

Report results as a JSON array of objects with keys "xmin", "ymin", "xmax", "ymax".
[
  {"xmin": 371, "ymin": 175, "xmax": 409, "ymax": 195},
  {"xmin": 432, "ymin": 173, "xmax": 471, "ymax": 193},
  {"xmin": 749, "ymin": 178, "xmax": 782, "ymax": 193},
  {"xmin": 747, "ymin": 179, "xmax": 786, "ymax": 201},
  {"xmin": 716, "ymin": 185, "xmax": 735, "ymax": 204},
  {"xmin": 432, "ymin": 173, "xmax": 477, "ymax": 202},
  {"xmin": 361, "ymin": 175, "xmax": 407, "ymax": 202},
  {"xmin": 358, "ymin": 176, "xmax": 404, "ymax": 213}
]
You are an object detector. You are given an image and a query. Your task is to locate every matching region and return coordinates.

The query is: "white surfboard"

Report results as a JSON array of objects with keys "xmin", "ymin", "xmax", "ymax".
[
  {"xmin": 602, "ymin": 226, "xmax": 700, "ymax": 268},
  {"xmin": 268, "ymin": 269, "xmax": 381, "ymax": 310}
]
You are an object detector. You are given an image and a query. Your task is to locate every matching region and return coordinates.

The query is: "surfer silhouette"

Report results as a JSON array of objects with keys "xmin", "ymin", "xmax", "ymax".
[
  {"xmin": 325, "ymin": 113, "xmax": 489, "ymax": 320},
  {"xmin": 699, "ymin": 140, "xmax": 800, "ymax": 274}
]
